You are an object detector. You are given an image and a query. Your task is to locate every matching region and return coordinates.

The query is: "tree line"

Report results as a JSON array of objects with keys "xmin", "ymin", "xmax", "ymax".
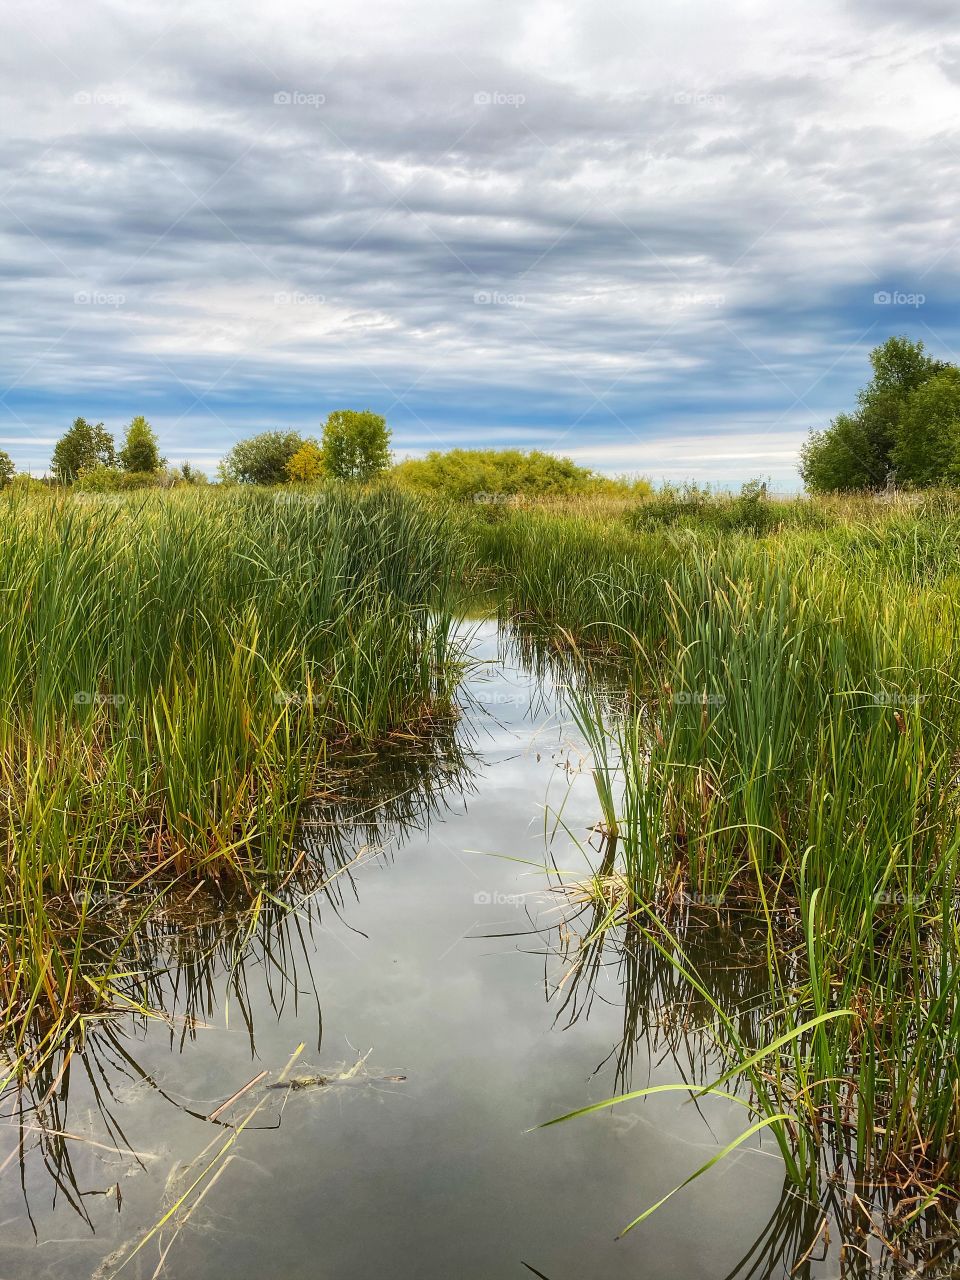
[{"xmin": 0, "ymin": 409, "xmax": 392, "ymax": 489}]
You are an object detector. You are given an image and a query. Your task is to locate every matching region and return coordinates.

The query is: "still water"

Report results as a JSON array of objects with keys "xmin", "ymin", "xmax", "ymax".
[{"xmin": 0, "ymin": 622, "xmax": 926, "ymax": 1279}]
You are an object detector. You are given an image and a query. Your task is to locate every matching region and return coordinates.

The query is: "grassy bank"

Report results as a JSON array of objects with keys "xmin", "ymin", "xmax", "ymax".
[{"xmin": 0, "ymin": 485, "xmax": 466, "ymax": 1056}]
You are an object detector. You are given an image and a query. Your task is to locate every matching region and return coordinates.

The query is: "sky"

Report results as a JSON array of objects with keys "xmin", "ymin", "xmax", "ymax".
[{"xmin": 1, "ymin": 0, "xmax": 958, "ymax": 488}]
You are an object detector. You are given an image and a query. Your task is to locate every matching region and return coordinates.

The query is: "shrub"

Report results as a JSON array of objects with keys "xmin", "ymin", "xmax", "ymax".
[
  {"xmin": 219, "ymin": 431, "xmax": 309, "ymax": 485},
  {"xmin": 74, "ymin": 466, "xmax": 161, "ymax": 493},
  {"xmin": 628, "ymin": 481, "xmax": 789, "ymax": 536},
  {"xmin": 286, "ymin": 440, "xmax": 325, "ymax": 484},
  {"xmin": 0, "ymin": 450, "xmax": 13, "ymax": 487},
  {"xmin": 393, "ymin": 448, "xmax": 648, "ymax": 501}
]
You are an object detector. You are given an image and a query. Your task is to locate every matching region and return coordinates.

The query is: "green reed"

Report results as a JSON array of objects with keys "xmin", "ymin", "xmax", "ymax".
[
  {"xmin": 0, "ymin": 484, "xmax": 467, "ymax": 1044},
  {"xmin": 482, "ymin": 492, "xmax": 960, "ymax": 1206}
]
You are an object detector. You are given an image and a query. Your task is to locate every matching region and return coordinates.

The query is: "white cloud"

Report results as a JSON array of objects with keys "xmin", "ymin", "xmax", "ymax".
[{"xmin": 0, "ymin": 0, "xmax": 956, "ymax": 483}]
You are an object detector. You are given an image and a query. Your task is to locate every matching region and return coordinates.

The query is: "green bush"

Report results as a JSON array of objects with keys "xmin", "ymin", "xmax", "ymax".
[
  {"xmin": 393, "ymin": 448, "xmax": 650, "ymax": 501},
  {"xmin": 74, "ymin": 466, "xmax": 161, "ymax": 493},
  {"xmin": 628, "ymin": 481, "xmax": 789, "ymax": 535},
  {"xmin": 219, "ymin": 431, "xmax": 311, "ymax": 485}
]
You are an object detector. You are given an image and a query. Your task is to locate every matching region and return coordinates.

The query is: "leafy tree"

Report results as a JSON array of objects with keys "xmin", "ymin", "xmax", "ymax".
[
  {"xmin": 320, "ymin": 410, "xmax": 391, "ymax": 483},
  {"xmin": 51, "ymin": 418, "xmax": 115, "ymax": 484},
  {"xmin": 0, "ymin": 450, "xmax": 13, "ymax": 487},
  {"xmin": 801, "ymin": 337, "xmax": 947, "ymax": 492},
  {"xmin": 219, "ymin": 431, "xmax": 309, "ymax": 485},
  {"xmin": 118, "ymin": 415, "xmax": 164, "ymax": 473},
  {"xmin": 800, "ymin": 413, "xmax": 877, "ymax": 493},
  {"xmin": 892, "ymin": 369, "xmax": 960, "ymax": 487},
  {"xmin": 286, "ymin": 440, "xmax": 325, "ymax": 484}
]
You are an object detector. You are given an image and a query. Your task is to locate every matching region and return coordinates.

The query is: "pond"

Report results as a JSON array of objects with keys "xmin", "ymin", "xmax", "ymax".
[{"xmin": 0, "ymin": 621, "xmax": 943, "ymax": 1279}]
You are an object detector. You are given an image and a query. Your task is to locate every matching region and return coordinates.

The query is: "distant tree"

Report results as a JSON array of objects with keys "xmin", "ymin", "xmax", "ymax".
[
  {"xmin": 286, "ymin": 440, "xmax": 325, "ymax": 484},
  {"xmin": 219, "ymin": 431, "xmax": 309, "ymax": 485},
  {"xmin": 118, "ymin": 416, "xmax": 164, "ymax": 473},
  {"xmin": 51, "ymin": 418, "xmax": 115, "ymax": 484},
  {"xmin": 0, "ymin": 450, "xmax": 13, "ymax": 487},
  {"xmin": 891, "ymin": 369, "xmax": 960, "ymax": 487},
  {"xmin": 320, "ymin": 410, "xmax": 391, "ymax": 483},
  {"xmin": 176, "ymin": 462, "xmax": 208, "ymax": 486}
]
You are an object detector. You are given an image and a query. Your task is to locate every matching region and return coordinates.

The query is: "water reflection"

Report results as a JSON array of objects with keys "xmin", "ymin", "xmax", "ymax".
[
  {"xmin": 3, "ymin": 621, "xmax": 959, "ymax": 1279},
  {"xmin": 2, "ymin": 732, "xmax": 476, "ymax": 1250}
]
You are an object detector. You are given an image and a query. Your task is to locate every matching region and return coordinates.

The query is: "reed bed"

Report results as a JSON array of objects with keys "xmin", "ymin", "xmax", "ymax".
[
  {"xmin": 0, "ymin": 485, "xmax": 467, "ymax": 1051},
  {"xmin": 481, "ymin": 492, "xmax": 960, "ymax": 1212}
]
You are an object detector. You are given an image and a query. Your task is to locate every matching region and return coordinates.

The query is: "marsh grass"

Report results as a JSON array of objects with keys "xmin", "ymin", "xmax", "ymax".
[
  {"xmin": 0, "ymin": 485, "xmax": 468, "ymax": 1055},
  {"xmin": 482, "ymin": 491, "xmax": 960, "ymax": 1222}
]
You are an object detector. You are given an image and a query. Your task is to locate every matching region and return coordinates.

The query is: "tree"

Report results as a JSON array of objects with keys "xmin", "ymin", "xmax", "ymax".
[
  {"xmin": 320, "ymin": 410, "xmax": 391, "ymax": 483},
  {"xmin": 892, "ymin": 369, "xmax": 960, "ymax": 487},
  {"xmin": 286, "ymin": 440, "xmax": 325, "ymax": 484},
  {"xmin": 0, "ymin": 450, "xmax": 13, "ymax": 487},
  {"xmin": 801, "ymin": 338, "xmax": 947, "ymax": 492},
  {"xmin": 219, "ymin": 431, "xmax": 309, "ymax": 485},
  {"xmin": 118, "ymin": 415, "xmax": 164, "ymax": 473},
  {"xmin": 800, "ymin": 413, "xmax": 877, "ymax": 493},
  {"xmin": 51, "ymin": 418, "xmax": 115, "ymax": 484}
]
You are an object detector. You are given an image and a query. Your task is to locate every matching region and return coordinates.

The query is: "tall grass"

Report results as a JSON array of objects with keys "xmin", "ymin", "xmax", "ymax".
[
  {"xmin": 481, "ymin": 491, "xmax": 960, "ymax": 1209},
  {"xmin": 0, "ymin": 484, "xmax": 467, "ymax": 1048}
]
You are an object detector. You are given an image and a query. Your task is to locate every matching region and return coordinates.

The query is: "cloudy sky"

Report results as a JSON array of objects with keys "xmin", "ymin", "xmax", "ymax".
[{"xmin": 1, "ymin": 0, "xmax": 957, "ymax": 486}]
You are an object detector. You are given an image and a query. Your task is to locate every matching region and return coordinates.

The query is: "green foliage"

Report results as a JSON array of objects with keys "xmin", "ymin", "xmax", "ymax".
[
  {"xmin": 801, "ymin": 337, "xmax": 950, "ymax": 492},
  {"xmin": 481, "ymin": 491, "xmax": 960, "ymax": 1202},
  {"xmin": 627, "ymin": 480, "xmax": 807, "ymax": 536},
  {"xmin": 393, "ymin": 447, "xmax": 649, "ymax": 500},
  {"xmin": 118, "ymin": 415, "xmax": 164, "ymax": 473},
  {"xmin": 7, "ymin": 473, "xmax": 47, "ymax": 494},
  {"xmin": 51, "ymin": 417, "xmax": 115, "ymax": 483},
  {"xmin": 0, "ymin": 486, "xmax": 466, "ymax": 1044},
  {"xmin": 286, "ymin": 439, "xmax": 325, "ymax": 484},
  {"xmin": 891, "ymin": 368, "xmax": 960, "ymax": 486},
  {"xmin": 170, "ymin": 462, "xmax": 208, "ymax": 486},
  {"xmin": 320, "ymin": 410, "xmax": 391, "ymax": 483},
  {"xmin": 0, "ymin": 450, "xmax": 13, "ymax": 487},
  {"xmin": 74, "ymin": 465, "xmax": 162, "ymax": 492},
  {"xmin": 219, "ymin": 431, "xmax": 309, "ymax": 485}
]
